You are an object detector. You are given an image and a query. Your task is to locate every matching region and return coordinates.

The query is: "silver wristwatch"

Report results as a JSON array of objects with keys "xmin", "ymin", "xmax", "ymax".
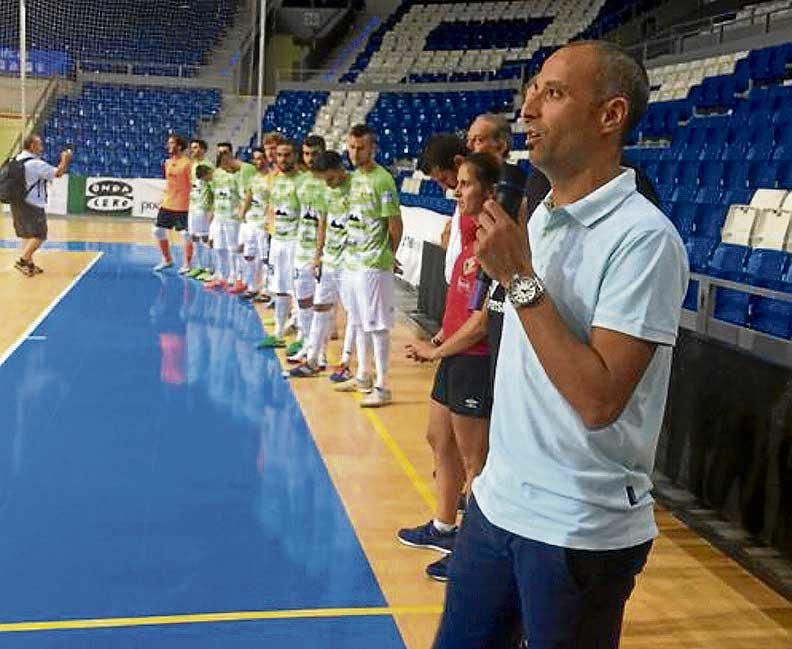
[{"xmin": 506, "ymin": 273, "xmax": 545, "ymax": 308}]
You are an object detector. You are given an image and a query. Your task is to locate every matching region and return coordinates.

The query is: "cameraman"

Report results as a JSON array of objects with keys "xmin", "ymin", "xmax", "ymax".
[{"xmin": 433, "ymin": 41, "xmax": 688, "ymax": 649}]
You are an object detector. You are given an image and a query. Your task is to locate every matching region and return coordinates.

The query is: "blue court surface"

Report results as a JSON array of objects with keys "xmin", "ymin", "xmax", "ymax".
[{"xmin": 0, "ymin": 242, "xmax": 405, "ymax": 648}]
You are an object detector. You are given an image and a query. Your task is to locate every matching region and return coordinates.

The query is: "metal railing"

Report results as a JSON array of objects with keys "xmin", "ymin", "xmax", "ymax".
[
  {"xmin": 627, "ymin": 2, "xmax": 792, "ymax": 62},
  {"xmin": 682, "ymin": 272, "xmax": 792, "ymax": 370}
]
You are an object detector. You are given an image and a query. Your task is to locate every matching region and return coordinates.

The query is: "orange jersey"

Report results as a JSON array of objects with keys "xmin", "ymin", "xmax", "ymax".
[{"xmin": 161, "ymin": 156, "xmax": 192, "ymax": 211}]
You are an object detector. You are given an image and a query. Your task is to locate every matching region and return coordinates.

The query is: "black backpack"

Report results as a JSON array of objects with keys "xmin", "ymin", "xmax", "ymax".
[{"xmin": 0, "ymin": 157, "xmax": 35, "ymax": 205}]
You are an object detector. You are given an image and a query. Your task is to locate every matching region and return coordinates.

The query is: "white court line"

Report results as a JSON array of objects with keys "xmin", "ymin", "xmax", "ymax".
[{"xmin": 0, "ymin": 252, "xmax": 104, "ymax": 368}]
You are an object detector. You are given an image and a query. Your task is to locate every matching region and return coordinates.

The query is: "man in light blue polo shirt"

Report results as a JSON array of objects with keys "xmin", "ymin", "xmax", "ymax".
[{"xmin": 433, "ymin": 41, "xmax": 688, "ymax": 649}]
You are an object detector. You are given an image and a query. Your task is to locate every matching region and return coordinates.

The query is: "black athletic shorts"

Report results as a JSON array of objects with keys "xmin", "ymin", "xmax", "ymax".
[
  {"xmin": 156, "ymin": 208, "xmax": 188, "ymax": 231},
  {"xmin": 11, "ymin": 201, "xmax": 47, "ymax": 240},
  {"xmin": 431, "ymin": 354, "xmax": 492, "ymax": 419}
]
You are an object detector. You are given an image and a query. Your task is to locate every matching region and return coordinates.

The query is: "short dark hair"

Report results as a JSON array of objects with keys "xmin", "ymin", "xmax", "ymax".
[
  {"xmin": 418, "ymin": 133, "xmax": 467, "ymax": 175},
  {"xmin": 217, "ymin": 141, "xmax": 233, "ymax": 151},
  {"xmin": 215, "ymin": 150, "xmax": 232, "ymax": 167},
  {"xmin": 168, "ymin": 134, "xmax": 188, "ymax": 151},
  {"xmin": 313, "ymin": 150, "xmax": 345, "ymax": 173},
  {"xmin": 303, "ymin": 134, "xmax": 326, "ymax": 151},
  {"xmin": 349, "ymin": 123, "xmax": 376, "ymax": 143},
  {"xmin": 562, "ymin": 40, "xmax": 649, "ymax": 139},
  {"xmin": 190, "ymin": 138, "xmax": 208, "ymax": 151},
  {"xmin": 252, "ymin": 146, "xmax": 265, "ymax": 156},
  {"xmin": 461, "ymin": 152, "xmax": 500, "ymax": 191},
  {"xmin": 22, "ymin": 133, "xmax": 41, "ymax": 150},
  {"xmin": 277, "ymin": 139, "xmax": 297, "ymax": 152},
  {"xmin": 196, "ymin": 164, "xmax": 212, "ymax": 179}
]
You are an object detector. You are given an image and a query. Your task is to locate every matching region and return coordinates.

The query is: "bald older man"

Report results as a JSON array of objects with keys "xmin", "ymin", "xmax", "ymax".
[{"xmin": 433, "ymin": 40, "xmax": 688, "ymax": 649}]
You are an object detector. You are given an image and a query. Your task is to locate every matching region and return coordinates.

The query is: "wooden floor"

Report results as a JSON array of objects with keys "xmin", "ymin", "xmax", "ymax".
[{"xmin": 3, "ymin": 216, "xmax": 792, "ymax": 649}]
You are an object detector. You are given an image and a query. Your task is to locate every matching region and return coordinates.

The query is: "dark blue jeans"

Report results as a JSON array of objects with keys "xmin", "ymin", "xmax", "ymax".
[{"xmin": 433, "ymin": 496, "xmax": 652, "ymax": 649}]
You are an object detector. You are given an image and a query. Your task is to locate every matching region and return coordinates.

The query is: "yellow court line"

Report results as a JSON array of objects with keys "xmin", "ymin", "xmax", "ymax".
[
  {"xmin": 356, "ymin": 397, "xmax": 438, "ymax": 512},
  {"xmin": 0, "ymin": 605, "xmax": 443, "ymax": 634}
]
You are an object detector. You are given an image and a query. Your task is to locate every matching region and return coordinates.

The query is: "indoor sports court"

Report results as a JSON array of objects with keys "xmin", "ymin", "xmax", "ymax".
[{"xmin": 3, "ymin": 0, "xmax": 792, "ymax": 647}]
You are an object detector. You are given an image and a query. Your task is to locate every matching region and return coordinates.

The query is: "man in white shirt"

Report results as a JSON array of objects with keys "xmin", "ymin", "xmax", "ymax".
[
  {"xmin": 433, "ymin": 41, "xmax": 688, "ymax": 649},
  {"xmin": 11, "ymin": 134, "xmax": 71, "ymax": 276}
]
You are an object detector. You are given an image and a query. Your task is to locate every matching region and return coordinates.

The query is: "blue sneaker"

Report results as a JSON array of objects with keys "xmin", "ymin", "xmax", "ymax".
[
  {"xmin": 329, "ymin": 364, "xmax": 353, "ymax": 383},
  {"xmin": 397, "ymin": 520, "xmax": 456, "ymax": 554},
  {"xmin": 426, "ymin": 554, "xmax": 451, "ymax": 582}
]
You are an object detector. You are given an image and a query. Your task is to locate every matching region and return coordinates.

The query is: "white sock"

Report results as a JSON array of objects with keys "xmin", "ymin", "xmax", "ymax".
[
  {"xmin": 244, "ymin": 258, "xmax": 256, "ymax": 288},
  {"xmin": 193, "ymin": 240, "xmax": 202, "ymax": 268},
  {"xmin": 433, "ymin": 519, "xmax": 457, "ymax": 533},
  {"xmin": 259, "ymin": 257, "xmax": 269, "ymax": 293},
  {"xmin": 230, "ymin": 253, "xmax": 241, "ymax": 283},
  {"xmin": 371, "ymin": 329, "xmax": 391, "ymax": 390},
  {"xmin": 355, "ymin": 327, "xmax": 371, "ymax": 381},
  {"xmin": 307, "ymin": 310, "xmax": 332, "ymax": 365},
  {"xmin": 274, "ymin": 295, "xmax": 289, "ymax": 338},
  {"xmin": 341, "ymin": 319, "xmax": 355, "ymax": 365},
  {"xmin": 216, "ymin": 248, "xmax": 229, "ymax": 280},
  {"xmin": 298, "ymin": 306, "xmax": 313, "ymax": 344}
]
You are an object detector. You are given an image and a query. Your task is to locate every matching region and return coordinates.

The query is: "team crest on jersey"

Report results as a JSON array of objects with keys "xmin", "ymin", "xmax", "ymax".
[{"xmin": 463, "ymin": 255, "xmax": 477, "ymax": 276}]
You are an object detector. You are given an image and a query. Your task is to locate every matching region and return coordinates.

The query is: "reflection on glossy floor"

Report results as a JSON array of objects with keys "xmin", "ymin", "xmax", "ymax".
[{"xmin": 1, "ymin": 218, "xmax": 791, "ymax": 649}]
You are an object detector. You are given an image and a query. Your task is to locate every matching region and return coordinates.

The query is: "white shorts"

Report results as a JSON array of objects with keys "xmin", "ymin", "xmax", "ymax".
[
  {"xmin": 315, "ymin": 267, "xmax": 342, "ymax": 306},
  {"xmin": 294, "ymin": 263, "xmax": 317, "ymax": 301},
  {"xmin": 208, "ymin": 218, "xmax": 220, "ymax": 244},
  {"xmin": 346, "ymin": 269, "xmax": 396, "ymax": 332},
  {"xmin": 268, "ymin": 238, "xmax": 295, "ymax": 294},
  {"xmin": 339, "ymin": 269, "xmax": 355, "ymax": 312},
  {"xmin": 188, "ymin": 208, "xmax": 210, "ymax": 237},
  {"xmin": 240, "ymin": 221, "xmax": 270, "ymax": 259},
  {"xmin": 215, "ymin": 221, "xmax": 240, "ymax": 251}
]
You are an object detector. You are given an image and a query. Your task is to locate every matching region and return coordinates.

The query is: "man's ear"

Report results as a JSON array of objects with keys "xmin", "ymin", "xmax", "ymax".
[
  {"xmin": 453, "ymin": 154, "xmax": 465, "ymax": 170},
  {"xmin": 601, "ymin": 96, "xmax": 629, "ymax": 138}
]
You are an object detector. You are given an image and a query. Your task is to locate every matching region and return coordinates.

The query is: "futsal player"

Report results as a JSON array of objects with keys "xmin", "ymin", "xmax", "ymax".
[
  {"xmin": 238, "ymin": 147, "xmax": 273, "ymax": 301},
  {"xmin": 333, "ymin": 124, "xmax": 402, "ymax": 408},
  {"xmin": 257, "ymin": 140, "xmax": 303, "ymax": 348},
  {"xmin": 186, "ymin": 138, "xmax": 213, "ymax": 279},
  {"xmin": 289, "ymin": 150, "xmax": 351, "ymax": 378},
  {"xmin": 153, "ymin": 134, "xmax": 192, "ymax": 272},
  {"xmin": 288, "ymin": 134, "xmax": 327, "ymax": 362}
]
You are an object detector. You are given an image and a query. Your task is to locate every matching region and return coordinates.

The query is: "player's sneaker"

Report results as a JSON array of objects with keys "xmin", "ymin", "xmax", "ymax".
[
  {"xmin": 187, "ymin": 267, "xmax": 204, "ymax": 279},
  {"xmin": 287, "ymin": 348, "xmax": 307, "ymax": 364},
  {"xmin": 153, "ymin": 259, "xmax": 173, "ymax": 272},
  {"xmin": 360, "ymin": 387, "xmax": 392, "ymax": 408},
  {"xmin": 289, "ymin": 362, "xmax": 321, "ymax": 378},
  {"xmin": 397, "ymin": 521, "xmax": 456, "ymax": 554},
  {"xmin": 426, "ymin": 554, "xmax": 451, "ymax": 582},
  {"xmin": 257, "ymin": 335, "xmax": 286, "ymax": 349},
  {"xmin": 227, "ymin": 280, "xmax": 247, "ymax": 295},
  {"xmin": 285, "ymin": 340, "xmax": 303, "ymax": 357},
  {"xmin": 333, "ymin": 376, "xmax": 373, "ymax": 393},
  {"xmin": 196, "ymin": 270, "xmax": 214, "ymax": 282},
  {"xmin": 204, "ymin": 278, "xmax": 226, "ymax": 290},
  {"xmin": 240, "ymin": 289, "xmax": 258, "ymax": 300},
  {"xmin": 253, "ymin": 292, "xmax": 273, "ymax": 306},
  {"xmin": 14, "ymin": 258, "xmax": 34, "ymax": 277},
  {"xmin": 329, "ymin": 365, "xmax": 353, "ymax": 383},
  {"xmin": 178, "ymin": 265, "xmax": 191, "ymax": 275},
  {"xmin": 318, "ymin": 352, "xmax": 328, "ymax": 370}
]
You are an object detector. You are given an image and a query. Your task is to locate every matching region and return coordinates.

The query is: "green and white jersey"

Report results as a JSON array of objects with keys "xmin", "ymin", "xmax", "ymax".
[
  {"xmin": 189, "ymin": 160, "xmax": 214, "ymax": 213},
  {"xmin": 236, "ymin": 161, "xmax": 257, "ymax": 197},
  {"xmin": 270, "ymin": 171, "xmax": 303, "ymax": 242},
  {"xmin": 322, "ymin": 175, "xmax": 351, "ymax": 271},
  {"xmin": 346, "ymin": 164, "xmax": 400, "ymax": 271},
  {"xmin": 246, "ymin": 172, "xmax": 271, "ymax": 224},
  {"xmin": 294, "ymin": 172, "xmax": 327, "ymax": 268},
  {"xmin": 211, "ymin": 168, "xmax": 240, "ymax": 222}
]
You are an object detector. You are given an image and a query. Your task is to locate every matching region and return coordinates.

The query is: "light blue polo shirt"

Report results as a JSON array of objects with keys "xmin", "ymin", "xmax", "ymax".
[{"xmin": 472, "ymin": 168, "xmax": 689, "ymax": 551}]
